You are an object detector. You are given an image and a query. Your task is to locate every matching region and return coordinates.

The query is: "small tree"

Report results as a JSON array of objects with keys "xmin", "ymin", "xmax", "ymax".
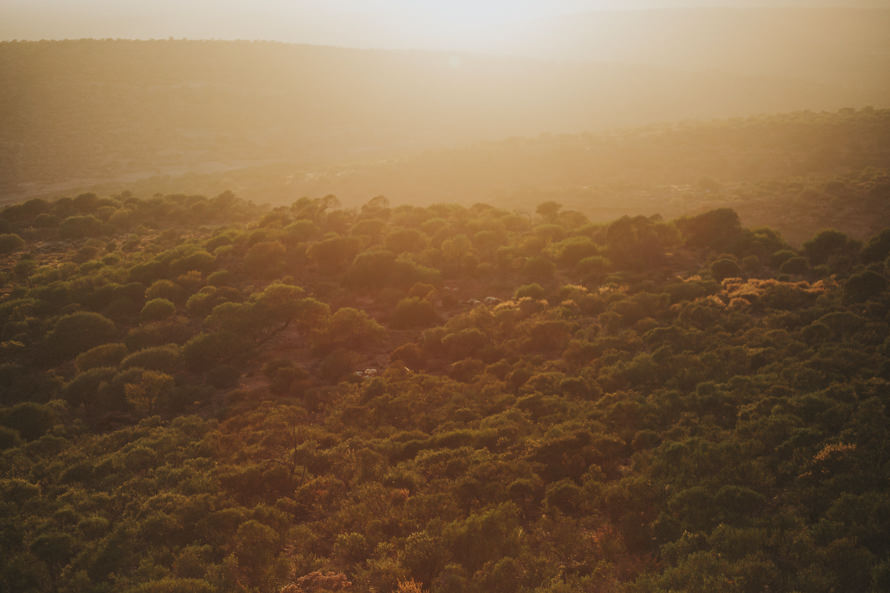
[{"xmin": 47, "ymin": 311, "xmax": 117, "ymax": 360}]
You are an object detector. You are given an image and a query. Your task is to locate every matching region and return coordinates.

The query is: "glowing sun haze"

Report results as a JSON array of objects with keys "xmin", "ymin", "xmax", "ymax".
[{"xmin": 0, "ymin": 0, "xmax": 822, "ymax": 49}]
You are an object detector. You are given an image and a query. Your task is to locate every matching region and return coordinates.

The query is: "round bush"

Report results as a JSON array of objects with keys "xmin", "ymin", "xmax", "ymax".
[
  {"xmin": 0, "ymin": 402, "xmax": 55, "ymax": 441},
  {"xmin": 120, "ymin": 345, "xmax": 182, "ymax": 373},
  {"xmin": 75, "ymin": 343, "xmax": 128, "ymax": 372},
  {"xmin": 140, "ymin": 298, "xmax": 176, "ymax": 322},
  {"xmin": 0, "ymin": 233, "xmax": 25, "ymax": 254},
  {"xmin": 710, "ymin": 258, "xmax": 741, "ymax": 281},
  {"xmin": 514, "ymin": 283, "xmax": 546, "ymax": 300},
  {"xmin": 391, "ymin": 297, "xmax": 439, "ymax": 329},
  {"xmin": 48, "ymin": 312, "xmax": 117, "ymax": 360}
]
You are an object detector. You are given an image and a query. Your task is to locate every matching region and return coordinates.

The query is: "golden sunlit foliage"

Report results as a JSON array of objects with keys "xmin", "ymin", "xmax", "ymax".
[{"xmin": 1, "ymin": 188, "xmax": 889, "ymax": 592}]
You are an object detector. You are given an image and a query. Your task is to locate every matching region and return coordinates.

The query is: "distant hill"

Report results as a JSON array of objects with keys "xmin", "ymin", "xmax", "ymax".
[
  {"xmin": 0, "ymin": 38, "xmax": 880, "ymax": 198},
  {"xmin": 41, "ymin": 108, "xmax": 887, "ymax": 245}
]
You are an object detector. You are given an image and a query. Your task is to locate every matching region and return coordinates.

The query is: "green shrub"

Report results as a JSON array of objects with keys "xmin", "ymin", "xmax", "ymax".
[
  {"xmin": 145, "ymin": 279, "xmax": 186, "ymax": 303},
  {"xmin": 514, "ymin": 283, "xmax": 545, "ymax": 300},
  {"xmin": 121, "ymin": 345, "xmax": 181, "ymax": 373},
  {"xmin": 845, "ymin": 270, "xmax": 887, "ymax": 303},
  {"xmin": 141, "ymin": 298, "xmax": 176, "ymax": 322},
  {"xmin": 391, "ymin": 297, "xmax": 439, "ymax": 329},
  {"xmin": 47, "ymin": 311, "xmax": 117, "ymax": 360},
  {"xmin": 182, "ymin": 332, "xmax": 241, "ymax": 372},
  {"xmin": 0, "ymin": 233, "xmax": 25, "ymax": 254},
  {"xmin": 59, "ymin": 215, "xmax": 104, "ymax": 239},
  {"xmin": 75, "ymin": 343, "xmax": 128, "ymax": 372},
  {"xmin": 710, "ymin": 258, "xmax": 741, "ymax": 281},
  {"xmin": 0, "ymin": 402, "xmax": 55, "ymax": 440}
]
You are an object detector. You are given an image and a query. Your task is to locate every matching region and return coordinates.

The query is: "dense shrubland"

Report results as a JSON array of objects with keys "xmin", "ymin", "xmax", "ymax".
[{"xmin": 1, "ymin": 190, "xmax": 889, "ymax": 592}]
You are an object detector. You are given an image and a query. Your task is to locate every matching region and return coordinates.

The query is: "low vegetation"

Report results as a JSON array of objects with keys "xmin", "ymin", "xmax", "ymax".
[{"xmin": 1, "ymin": 190, "xmax": 889, "ymax": 592}]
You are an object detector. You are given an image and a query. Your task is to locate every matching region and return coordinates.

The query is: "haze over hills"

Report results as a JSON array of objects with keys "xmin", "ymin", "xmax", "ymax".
[
  {"xmin": 2, "ymin": 4, "xmax": 889, "ymax": 206},
  {"xmin": 20, "ymin": 107, "xmax": 885, "ymax": 246},
  {"xmin": 1, "ymin": 24, "xmax": 888, "ymax": 200},
  {"xmin": 4, "ymin": 3, "xmax": 890, "ymax": 593},
  {"xmin": 502, "ymin": 7, "xmax": 890, "ymax": 87}
]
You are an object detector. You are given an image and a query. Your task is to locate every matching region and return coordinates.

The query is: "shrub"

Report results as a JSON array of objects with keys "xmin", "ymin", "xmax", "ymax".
[
  {"xmin": 554, "ymin": 236, "xmax": 598, "ymax": 268},
  {"xmin": 75, "ymin": 343, "xmax": 128, "ymax": 372},
  {"xmin": 391, "ymin": 297, "xmax": 439, "ymax": 329},
  {"xmin": 170, "ymin": 250, "xmax": 216, "ymax": 275},
  {"xmin": 121, "ymin": 345, "xmax": 182, "ymax": 373},
  {"xmin": 319, "ymin": 349, "xmax": 359, "ymax": 382},
  {"xmin": 207, "ymin": 365, "xmax": 241, "ymax": 389},
  {"xmin": 678, "ymin": 208, "xmax": 742, "ymax": 251},
  {"xmin": 141, "ymin": 298, "xmax": 176, "ymax": 322},
  {"xmin": 319, "ymin": 308, "xmax": 385, "ymax": 351},
  {"xmin": 514, "ymin": 283, "xmax": 546, "ymax": 300},
  {"xmin": 33, "ymin": 213, "xmax": 60, "ymax": 228},
  {"xmin": 243, "ymin": 240, "xmax": 287, "ymax": 278},
  {"xmin": 0, "ymin": 425, "xmax": 23, "ymax": 450},
  {"xmin": 576, "ymin": 255, "xmax": 610, "ymax": 280},
  {"xmin": 769, "ymin": 249, "xmax": 796, "ymax": 268},
  {"xmin": 0, "ymin": 233, "xmax": 25, "ymax": 254},
  {"xmin": 862, "ymin": 228, "xmax": 890, "ymax": 263},
  {"xmin": 123, "ymin": 577, "xmax": 215, "ymax": 593},
  {"xmin": 523, "ymin": 256, "xmax": 555, "ymax": 282},
  {"xmin": 804, "ymin": 229, "xmax": 859, "ymax": 266},
  {"xmin": 385, "ymin": 228, "xmax": 427, "ymax": 254},
  {"xmin": 64, "ymin": 367, "xmax": 116, "ymax": 408},
  {"xmin": 391, "ymin": 342, "xmax": 423, "ymax": 368},
  {"xmin": 145, "ymin": 279, "xmax": 186, "ymax": 303},
  {"xmin": 125, "ymin": 320, "xmax": 193, "ymax": 351},
  {"xmin": 710, "ymin": 258, "xmax": 741, "ymax": 281},
  {"xmin": 207, "ymin": 270, "xmax": 234, "ymax": 287},
  {"xmin": 59, "ymin": 215, "xmax": 104, "ymax": 239},
  {"xmin": 449, "ymin": 359, "xmax": 485, "ymax": 382},
  {"xmin": 779, "ymin": 256, "xmax": 809, "ymax": 275},
  {"xmin": 845, "ymin": 270, "xmax": 887, "ymax": 303},
  {"xmin": 48, "ymin": 311, "xmax": 117, "ymax": 360},
  {"xmin": 0, "ymin": 402, "xmax": 55, "ymax": 440},
  {"xmin": 346, "ymin": 250, "xmax": 396, "ymax": 289},
  {"xmin": 182, "ymin": 332, "xmax": 242, "ymax": 372}
]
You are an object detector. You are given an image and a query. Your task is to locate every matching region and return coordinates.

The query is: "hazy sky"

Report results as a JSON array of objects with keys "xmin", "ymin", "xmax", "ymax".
[{"xmin": 2, "ymin": 0, "xmax": 888, "ymax": 50}]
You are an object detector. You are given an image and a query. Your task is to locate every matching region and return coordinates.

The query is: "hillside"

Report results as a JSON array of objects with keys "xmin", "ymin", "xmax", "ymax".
[
  {"xmin": 2, "ymin": 192, "xmax": 890, "ymax": 592},
  {"xmin": 0, "ymin": 39, "xmax": 874, "ymax": 197},
  {"xmin": 21, "ymin": 108, "xmax": 889, "ymax": 246}
]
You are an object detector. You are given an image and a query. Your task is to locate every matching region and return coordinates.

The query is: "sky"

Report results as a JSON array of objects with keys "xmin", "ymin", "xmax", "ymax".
[{"xmin": 2, "ymin": 0, "xmax": 888, "ymax": 51}]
